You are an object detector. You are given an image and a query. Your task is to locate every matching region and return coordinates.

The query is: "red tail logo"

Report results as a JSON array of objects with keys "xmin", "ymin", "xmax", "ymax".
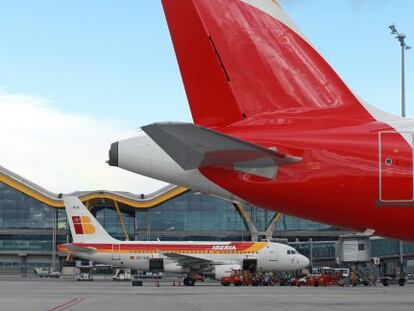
[{"xmin": 72, "ymin": 216, "xmax": 96, "ymax": 235}]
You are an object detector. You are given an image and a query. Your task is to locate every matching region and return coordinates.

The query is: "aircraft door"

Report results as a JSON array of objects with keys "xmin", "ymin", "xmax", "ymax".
[
  {"xmin": 149, "ymin": 258, "xmax": 164, "ymax": 272},
  {"xmin": 112, "ymin": 244, "xmax": 121, "ymax": 261},
  {"xmin": 269, "ymin": 244, "xmax": 277, "ymax": 261},
  {"xmin": 379, "ymin": 131, "xmax": 414, "ymax": 203},
  {"xmin": 242, "ymin": 259, "xmax": 257, "ymax": 272}
]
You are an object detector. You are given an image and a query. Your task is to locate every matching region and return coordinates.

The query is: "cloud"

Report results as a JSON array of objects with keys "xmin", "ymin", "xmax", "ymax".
[{"xmin": 0, "ymin": 91, "xmax": 167, "ymax": 194}]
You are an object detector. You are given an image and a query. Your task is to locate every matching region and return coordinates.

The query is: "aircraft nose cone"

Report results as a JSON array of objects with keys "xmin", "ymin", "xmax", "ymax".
[
  {"xmin": 301, "ymin": 256, "xmax": 310, "ymax": 268},
  {"xmin": 108, "ymin": 142, "xmax": 119, "ymax": 167}
]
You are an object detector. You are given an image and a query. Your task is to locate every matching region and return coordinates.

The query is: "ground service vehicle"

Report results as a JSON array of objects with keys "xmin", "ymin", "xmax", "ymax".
[
  {"xmin": 113, "ymin": 269, "xmax": 132, "ymax": 281},
  {"xmin": 34, "ymin": 268, "xmax": 61, "ymax": 278}
]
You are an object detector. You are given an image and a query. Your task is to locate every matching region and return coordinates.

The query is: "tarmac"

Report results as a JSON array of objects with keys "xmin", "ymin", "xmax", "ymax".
[{"xmin": 0, "ymin": 278, "xmax": 413, "ymax": 311}]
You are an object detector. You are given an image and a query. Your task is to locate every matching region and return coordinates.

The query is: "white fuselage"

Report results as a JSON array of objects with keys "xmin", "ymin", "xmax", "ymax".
[{"xmin": 66, "ymin": 241, "xmax": 309, "ymax": 279}]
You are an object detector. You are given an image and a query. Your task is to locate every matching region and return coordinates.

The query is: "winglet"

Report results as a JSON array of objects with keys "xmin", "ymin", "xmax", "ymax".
[{"xmin": 58, "ymin": 243, "xmax": 97, "ymax": 255}]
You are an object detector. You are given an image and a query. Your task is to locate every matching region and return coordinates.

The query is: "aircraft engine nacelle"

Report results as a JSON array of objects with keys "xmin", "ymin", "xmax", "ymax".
[
  {"xmin": 214, "ymin": 264, "xmax": 241, "ymax": 280},
  {"xmin": 163, "ymin": 262, "xmax": 184, "ymax": 273},
  {"xmin": 108, "ymin": 134, "xmax": 237, "ymax": 202}
]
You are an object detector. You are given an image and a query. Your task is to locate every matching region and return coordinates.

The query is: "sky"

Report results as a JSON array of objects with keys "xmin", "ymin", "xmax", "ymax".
[{"xmin": 0, "ymin": 0, "xmax": 413, "ymax": 194}]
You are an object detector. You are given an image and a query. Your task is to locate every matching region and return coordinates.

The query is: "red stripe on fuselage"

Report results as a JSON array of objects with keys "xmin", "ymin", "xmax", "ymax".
[{"xmin": 71, "ymin": 242, "xmax": 259, "ymax": 252}]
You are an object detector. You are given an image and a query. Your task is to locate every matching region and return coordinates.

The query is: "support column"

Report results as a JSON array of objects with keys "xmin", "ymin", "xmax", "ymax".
[
  {"xmin": 19, "ymin": 254, "xmax": 27, "ymax": 277},
  {"xmin": 146, "ymin": 209, "xmax": 151, "ymax": 241},
  {"xmin": 113, "ymin": 200, "xmax": 130, "ymax": 241},
  {"xmin": 84, "ymin": 200, "xmax": 91, "ymax": 210},
  {"xmin": 264, "ymin": 213, "xmax": 282, "ymax": 240},
  {"xmin": 52, "ymin": 208, "xmax": 57, "ymax": 270},
  {"xmin": 399, "ymin": 240, "xmax": 404, "ymax": 272},
  {"xmin": 233, "ymin": 203, "xmax": 258, "ymax": 241},
  {"xmin": 309, "ymin": 238, "xmax": 313, "ymax": 267},
  {"xmin": 134, "ymin": 210, "xmax": 139, "ymax": 241}
]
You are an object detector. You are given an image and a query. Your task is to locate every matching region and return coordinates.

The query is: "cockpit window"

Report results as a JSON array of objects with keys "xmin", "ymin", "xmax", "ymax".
[
  {"xmin": 287, "ymin": 250, "xmax": 291, "ymax": 255},
  {"xmin": 287, "ymin": 250, "xmax": 297, "ymax": 255}
]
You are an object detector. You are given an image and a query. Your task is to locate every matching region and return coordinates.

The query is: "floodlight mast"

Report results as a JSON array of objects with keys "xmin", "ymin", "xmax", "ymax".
[
  {"xmin": 389, "ymin": 24, "xmax": 412, "ymax": 271},
  {"xmin": 389, "ymin": 24, "xmax": 411, "ymax": 118}
]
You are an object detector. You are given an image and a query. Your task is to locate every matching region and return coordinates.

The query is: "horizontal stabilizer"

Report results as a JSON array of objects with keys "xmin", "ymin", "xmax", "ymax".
[
  {"xmin": 142, "ymin": 122, "xmax": 301, "ymax": 179},
  {"xmin": 60, "ymin": 243, "xmax": 97, "ymax": 255}
]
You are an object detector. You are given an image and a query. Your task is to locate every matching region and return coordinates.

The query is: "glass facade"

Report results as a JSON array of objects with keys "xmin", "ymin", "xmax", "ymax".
[
  {"xmin": 0, "ymin": 234, "xmax": 66, "ymax": 252},
  {"xmin": 244, "ymin": 205, "xmax": 275, "ymax": 231},
  {"xmin": 312, "ymin": 242, "xmax": 337, "ymax": 259},
  {"xmin": 371, "ymin": 239, "xmax": 400, "ymax": 258},
  {"xmin": 291, "ymin": 241, "xmax": 337, "ymax": 260},
  {"xmin": 134, "ymin": 191, "xmax": 272, "ymax": 241},
  {"xmin": 0, "ymin": 182, "xmax": 54, "ymax": 229},
  {"xmin": 371, "ymin": 239, "xmax": 414, "ymax": 257},
  {"xmin": 94, "ymin": 205, "xmax": 134, "ymax": 241},
  {"xmin": 403, "ymin": 242, "xmax": 414, "ymax": 255},
  {"xmin": 291, "ymin": 239, "xmax": 414, "ymax": 263},
  {"xmin": 276, "ymin": 214, "xmax": 335, "ymax": 232},
  {"xmin": 0, "ymin": 183, "xmax": 66, "ymax": 252},
  {"xmin": 57, "ymin": 209, "xmax": 67, "ymax": 231},
  {"xmin": 0, "ymin": 182, "xmax": 67, "ymax": 253}
]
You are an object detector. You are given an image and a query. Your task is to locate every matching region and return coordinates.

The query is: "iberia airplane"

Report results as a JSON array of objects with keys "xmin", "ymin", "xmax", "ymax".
[
  {"xmin": 108, "ymin": 0, "xmax": 414, "ymax": 241},
  {"xmin": 59, "ymin": 197, "xmax": 309, "ymax": 285}
]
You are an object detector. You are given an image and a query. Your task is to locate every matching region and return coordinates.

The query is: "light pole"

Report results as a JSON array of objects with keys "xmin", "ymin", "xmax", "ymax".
[
  {"xmin": 389, "ymin": 24, "xmax": 411, "ymax": 117},
  {"xmin": 389, "ymin": 24, "xmax": 411, "ymax": 274}
]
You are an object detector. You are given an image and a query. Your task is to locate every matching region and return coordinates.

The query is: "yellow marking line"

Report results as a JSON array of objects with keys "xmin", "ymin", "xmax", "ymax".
[{"xmin": 114, "ymin": 200, "xmax": 130, "ymax": 241}]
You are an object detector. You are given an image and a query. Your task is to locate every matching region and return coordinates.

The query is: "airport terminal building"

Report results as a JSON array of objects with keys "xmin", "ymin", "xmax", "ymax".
[{"xmin": 0, "ymin": 165, "xmax": 413, "ymax": 274}]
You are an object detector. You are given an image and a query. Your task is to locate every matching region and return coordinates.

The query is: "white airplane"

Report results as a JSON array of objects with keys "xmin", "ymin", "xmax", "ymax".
[{"xmin": 59, "ymin": 196, "xmax": 309, "ymax": 285}]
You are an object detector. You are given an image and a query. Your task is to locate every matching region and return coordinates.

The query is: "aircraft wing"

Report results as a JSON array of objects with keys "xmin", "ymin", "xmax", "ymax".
[
  {"xmin": 59, "ymin": 243, "xmax": 97, "ymax": 255},
  {"xmin": 162, "ymin": 252, "xmax": 227, "ymax": 269},
  {"xmin": 142, "ymin": 122, "xmax": 301, "ymax": 179}
]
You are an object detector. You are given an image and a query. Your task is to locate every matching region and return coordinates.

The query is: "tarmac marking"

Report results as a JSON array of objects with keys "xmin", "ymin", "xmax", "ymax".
[{"xmin": 47, "ymin": 297, "xmax": 86, "ymax": 311}]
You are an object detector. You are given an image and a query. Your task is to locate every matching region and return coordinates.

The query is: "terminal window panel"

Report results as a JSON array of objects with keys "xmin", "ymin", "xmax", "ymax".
[{"xmin": 0, "ymin": 182, "xmax": 55, "ymax": 229}]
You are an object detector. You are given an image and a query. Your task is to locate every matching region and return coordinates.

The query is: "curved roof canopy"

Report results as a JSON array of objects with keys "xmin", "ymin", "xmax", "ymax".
[{"xmin": 0, "ymin": 165, "xmax": 188, "ymax": 208}]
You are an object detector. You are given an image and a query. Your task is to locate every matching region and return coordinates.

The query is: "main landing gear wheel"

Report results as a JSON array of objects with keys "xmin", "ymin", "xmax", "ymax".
[{"xmin": 183, "ymin": 277, "xmax": 196, "ymax": 286}]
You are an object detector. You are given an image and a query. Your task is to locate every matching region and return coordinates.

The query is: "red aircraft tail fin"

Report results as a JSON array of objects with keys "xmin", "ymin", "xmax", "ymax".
[{"xmin": 162, "ymin": 0, "xmax": 371, "ymax": 128}]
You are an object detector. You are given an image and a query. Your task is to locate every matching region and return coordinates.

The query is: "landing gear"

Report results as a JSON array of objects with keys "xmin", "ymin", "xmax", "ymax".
[{"xmin": 183, "ymin": 277, "xmax": 196, "ymax": 286}]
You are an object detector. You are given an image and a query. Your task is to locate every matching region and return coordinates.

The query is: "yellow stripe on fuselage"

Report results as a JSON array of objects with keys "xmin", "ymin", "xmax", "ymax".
[{"xmin": 244, "ymin": 242, "xmax": 268, "ymax": 253}]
